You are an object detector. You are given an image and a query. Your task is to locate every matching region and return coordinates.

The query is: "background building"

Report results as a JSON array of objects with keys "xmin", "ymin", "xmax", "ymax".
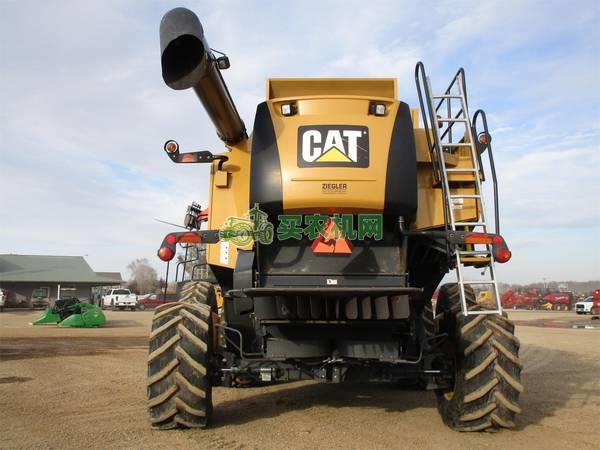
[{"xmin": 0, "ymin": 254, "xmax": 122, "ymax": 307}]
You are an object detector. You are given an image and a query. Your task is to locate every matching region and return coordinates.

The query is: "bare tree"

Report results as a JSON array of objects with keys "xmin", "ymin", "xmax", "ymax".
[{"xmin": 127, "ymin": 258, "xmax": 159, "ymax": 294}]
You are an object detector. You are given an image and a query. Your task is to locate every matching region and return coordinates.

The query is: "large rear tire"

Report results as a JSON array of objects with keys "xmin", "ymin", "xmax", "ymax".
[
  {"xmin": 179, "ymin": 281, "xmax": 217, "ymax": 309},
  {"xmin": 147, "ymin": 282, "xmax": 216, "ymax": 429},
  {"xmin": 435, "ymin": 283, "xmax": 523, "ymax": 431}
]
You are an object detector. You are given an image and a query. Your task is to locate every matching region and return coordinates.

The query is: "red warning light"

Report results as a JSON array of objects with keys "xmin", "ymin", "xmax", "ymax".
[
  {"xmin": 157, "ymin": 246, "xmax": 175, "ymax": 261},
  {"xmin": 496, "ymin": 247, "xmax": 511, "ymax": 263}
]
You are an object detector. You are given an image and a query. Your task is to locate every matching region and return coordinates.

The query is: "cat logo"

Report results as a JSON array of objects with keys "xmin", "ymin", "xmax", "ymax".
[{"xmin": 297, "ymin": 125, "xmax": 369, "ymax": 167}]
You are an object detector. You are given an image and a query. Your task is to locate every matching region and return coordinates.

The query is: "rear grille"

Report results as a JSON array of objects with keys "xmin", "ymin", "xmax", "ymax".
[{"xmin": 254, "ymin": 295, "xmax": 409, "ymax": 321}]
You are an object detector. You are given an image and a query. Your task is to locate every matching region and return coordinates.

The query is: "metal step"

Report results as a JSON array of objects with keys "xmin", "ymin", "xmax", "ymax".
[
  {"xmin": 460, "ymin": 256, "xmax": 491, "ymax": 264},
  {"xmin": 433, "ymin": 94, "xmax": 462, "ymax": 99},
  {"xmin": 436, "ymin": 118, "xmax": 468, "ymax": 123},
  {"xmin": 446, "ymin": 168, "xmax": 478, "ymax": 173},
  {"xmin": 442, "ymin": 143, "xmax": 472, "ymax": 147},
  {"xmin": 454, "ymin": 222, "xmax": 486, "ymax": 226},
  {"xmin": 467, "ymin": 309, "xmax": 502, "ymax": 315},
  {"xmin": 450, "ymin": 194, "xmax": 481, "ymax": 199}
]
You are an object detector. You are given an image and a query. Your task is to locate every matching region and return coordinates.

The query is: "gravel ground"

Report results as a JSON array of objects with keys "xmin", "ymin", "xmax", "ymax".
[{"xmin": 1, "ymin": 310, "xmax": 599, "ymax": 449}]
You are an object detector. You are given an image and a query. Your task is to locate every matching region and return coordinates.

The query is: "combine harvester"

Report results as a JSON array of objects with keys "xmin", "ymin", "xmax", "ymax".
[{"xmin": 147, "ymin": 8, "xmax": 522, "ymax": 432}]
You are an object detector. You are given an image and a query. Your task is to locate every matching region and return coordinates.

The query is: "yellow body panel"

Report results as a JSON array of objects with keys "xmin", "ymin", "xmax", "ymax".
[
  {"xmin": 206, "ymin": 78, "xmax": 480, "ymax": 268},
  {"xmin": 414, "ymin": 166, "xmax": 478, "ymax": 230},
  {"xmin": 268, "ymin": 99, "xmax": 397, "ymax": 214},
  {"xmin": 206, "ymin": 139, "xmax": 250, "ymax": 269},
  {"xmin": 268, "ymin": 78, "xmax": 397, "ymax": 101},
  {"xmin": 411, "ymin": 109, "xmax": 479, "ymax": 229}
]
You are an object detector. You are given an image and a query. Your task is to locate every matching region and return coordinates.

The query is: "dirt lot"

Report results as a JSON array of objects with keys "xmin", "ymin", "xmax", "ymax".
[{"xmin": 1, "ymin": 310, "xmax": 599, "ymax": 449}]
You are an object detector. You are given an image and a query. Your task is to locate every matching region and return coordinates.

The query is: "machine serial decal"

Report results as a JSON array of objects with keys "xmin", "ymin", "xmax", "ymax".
[
  {"xmin": 297, "ymin": 125, "xmax": 369, "ymax": 167},
  {"xmin": 322, "ymin": 182, "xmax": 347, "ymax": 194}
]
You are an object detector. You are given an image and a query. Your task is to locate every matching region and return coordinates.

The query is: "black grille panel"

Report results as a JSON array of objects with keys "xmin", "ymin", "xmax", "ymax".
[{"xmin": 254, "ymin": 295, "xmax": 409, "ymax": 321}]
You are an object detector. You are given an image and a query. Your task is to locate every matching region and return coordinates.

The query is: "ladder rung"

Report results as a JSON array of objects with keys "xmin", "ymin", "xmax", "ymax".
[
  {"xmin": 454, "ymin": 222, "xmax": 486, "ymax": 226},
  {"xmin": 437, "ymin": 118, "xmax": 468, "ymax": 123},
  {"xmin": 442, "ymin": 143, "xmax": 472, "ymax": 147},
  {"xmin": 458, "ymin": 251, "xmax": 491, "ymax": 255},
  {"xmin": 450, "ymin": 194, "xmax": 481, "ymax": 199},
  {"xmin": 461, "ymin": 281, "xmax": 496, "ymax": 285},
  {"xmin": 446, "ymin": 168, "xmax": 478, "ymax": 173},
  {"xmin": 433, "ymin": 95, "xmax": 462, "ymax": 99},
  {"xmin": 465, "ymin": 309, "xmax": 502, "ymax": 316},
  {"xmin": 461, "ymin": 257, "xmax": 491, "ymax": 264}
]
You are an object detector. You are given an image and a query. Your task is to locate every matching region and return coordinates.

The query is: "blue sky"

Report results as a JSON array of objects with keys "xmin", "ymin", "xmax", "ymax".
[{"xmin": 1, "ymin": 0, "xmax": 598, "ymax": 284}]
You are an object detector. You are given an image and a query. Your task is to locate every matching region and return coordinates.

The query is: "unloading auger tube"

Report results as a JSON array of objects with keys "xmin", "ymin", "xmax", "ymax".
[{"xmin": 159, "ymin": 7, "xmax": 247, "ymax": 144}]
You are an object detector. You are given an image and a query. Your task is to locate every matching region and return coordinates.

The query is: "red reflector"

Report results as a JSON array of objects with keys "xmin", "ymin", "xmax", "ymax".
[
  {"xmin": 496, "ymin": 247, "xmax": 511, "ymax": 263},
  {"xmin": 179, "ymin": 232, "xmax": 202, "ymax": 244},
  {"xmin": 465, "ymin": 232, "xmax": 493, "ymax": 244},
  {"xmin": 492, "ymin": 235, "xmax": 503, "ymax": 246},
  {"xmin": 198, "ymin": 208, "xmax": 209, "ymax": 221},
  {"xmin": 165, "ymin": 234, "xmax": 177, "ymax": 245},
  {"xmin": 157, "ymin": 246, "xmax": 175, "ymax": 261},
  {"xmin": 181, "ymin": 153, "xmax": 194, "ymax": 163}
]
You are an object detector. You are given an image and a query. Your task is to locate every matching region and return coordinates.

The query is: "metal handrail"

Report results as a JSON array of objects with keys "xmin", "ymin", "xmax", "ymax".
[
  {"xmin": 414, "ymin": 62, "xmax": 450, "ymax": 246},
  {"xmin": 192, "ymin": 263, "xmax": 208, "ymax": 280},
  {"xmin": 472, "ymin": 109, "xmax": 500, "ymax": 234},
  {"xmin": 175, "ymin": 255, "xmax": 200, "ymax": 283},
  {"xmin": 434, "ymin": 68, "xmax": 467, "ymax": 145},
  {"xmin": 415, "ymin": 62, "xmax": 437, "ymax": 177},
  {"xmin": 434, "ymin": 67, "xmax": 467, "ymax": 111}
]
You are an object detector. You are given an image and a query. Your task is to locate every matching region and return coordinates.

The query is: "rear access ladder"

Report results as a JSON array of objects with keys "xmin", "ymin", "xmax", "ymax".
[{"xmin": 415, "ymin": 62, "xmax": 502, "ymax": 316}]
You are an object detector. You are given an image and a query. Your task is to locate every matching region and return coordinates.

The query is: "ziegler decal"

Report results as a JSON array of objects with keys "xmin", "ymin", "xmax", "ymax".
[
  {"xmin": 322, "ymin": 183, "xmax": 347, "ymax": 194},
  {"xmin": 298, "ymin": 125, "xmax": 369, "ymax": 167}
]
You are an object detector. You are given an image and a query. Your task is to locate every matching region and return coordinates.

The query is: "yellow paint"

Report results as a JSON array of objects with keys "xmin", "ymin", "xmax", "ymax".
[
  {"xmin": 206, "ymin": 139, "xmax": 250, "ymax": 269},
  {"xmin": 269, "ymin": 97, "xmax": 396, "ymax": 214},
  {"xmin": 205, "ymin": 78, "xmax": 482, "ymax": 269}
]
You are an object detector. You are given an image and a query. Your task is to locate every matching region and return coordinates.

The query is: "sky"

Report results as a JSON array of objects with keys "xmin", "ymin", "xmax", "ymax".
[{"xmin": 1, "ymin": 0, "xmax": 599, "ymax": 285}]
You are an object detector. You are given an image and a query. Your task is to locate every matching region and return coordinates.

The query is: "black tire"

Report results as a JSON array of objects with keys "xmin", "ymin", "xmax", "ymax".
[
  {"xmin": 147, "ymin": 285, "xmax": 216, "ymax": 429},
  {"xmin": 435, "ymin": 283, "xmax": 523, "ymax": 431},
  {"xmin": 423, "ymin": 301, "xmax": 436, "ymax": 337},
  {"xmin": 179, "ymin": 281, "xmax": 217, "ymax": 311}
]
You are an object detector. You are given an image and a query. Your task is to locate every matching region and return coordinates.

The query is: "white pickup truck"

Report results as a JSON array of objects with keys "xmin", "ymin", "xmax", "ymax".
[
  {"xmin": 102, "ymin": 288, "xmax": 138, "ymax": 310},
  {"xmin": 574, "ymin": 296, "xmax": 594, "ymax": 314}
]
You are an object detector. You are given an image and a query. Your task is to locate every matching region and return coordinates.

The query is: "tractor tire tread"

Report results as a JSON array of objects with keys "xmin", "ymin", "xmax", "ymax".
[
  {"xmin": 435, "ymin": 283, "xmax": 523, "ymax": 432},
  {"xmin": 147, "ymin": 286, "xmax": 214, "ymax": 429}
]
